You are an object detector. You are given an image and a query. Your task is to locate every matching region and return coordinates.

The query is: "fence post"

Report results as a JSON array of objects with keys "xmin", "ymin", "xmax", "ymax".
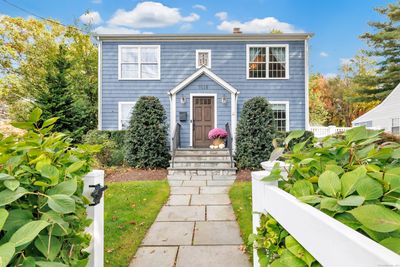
[
  {"xmin": 328, "ymin": 125, "xmax": 336, "ymax": 135},
  {"xmin": 83, "ymin": 170, "xmax": 105, "ymax": 267}
]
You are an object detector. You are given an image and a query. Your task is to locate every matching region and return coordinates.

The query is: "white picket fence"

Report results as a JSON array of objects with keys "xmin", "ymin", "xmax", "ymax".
[
  {"xmin": 252, "ymin": 168, "xmax": 400, "ymax": 267},
  {"xmin": 309, "ymin": 126, "xmax": 351, "ymax": 138}
]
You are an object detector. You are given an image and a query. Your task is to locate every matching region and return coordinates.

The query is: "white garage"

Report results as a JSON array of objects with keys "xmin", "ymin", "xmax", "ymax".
[{"xmin": 352, "ymin": 83, "xmax": 400, "ymax": 134}]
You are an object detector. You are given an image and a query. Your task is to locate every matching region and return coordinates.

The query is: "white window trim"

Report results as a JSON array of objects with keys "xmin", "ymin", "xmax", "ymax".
[
  {"xmin": 196, "ymin": 49, "xmax": 212, "ymax": 69},
  {"xmin": 118, "ymin": 45, "xmax": 161, "ymax": 80},
  {"xmin": 246, "ymin": 44, "xmax": 289, "ymax": 80},
  {"xmin": 118, "ymin": 101, "xmax": 136, "ymax": 130},
  {"xmin": 189, "ymin": 93, "xmax": 218, "ymax": 147},
  {"xmin": 270, "ymin": 100, "xmax": 290, "ymax": 131}
]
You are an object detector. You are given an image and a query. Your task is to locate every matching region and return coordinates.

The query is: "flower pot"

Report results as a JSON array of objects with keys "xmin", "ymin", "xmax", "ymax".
[{"xmin": 212, "ymin": 138, "xmax": 225, "ymax": 146}]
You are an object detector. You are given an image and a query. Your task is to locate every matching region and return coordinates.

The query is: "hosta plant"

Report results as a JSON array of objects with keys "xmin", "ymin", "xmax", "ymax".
[
  {"xmin": 0, "ymin": 108, "xmax": 100, "ymax": 266},
  {"xmin": 253, "ymin": 127, "xmax": 400, "ymax": 266}
]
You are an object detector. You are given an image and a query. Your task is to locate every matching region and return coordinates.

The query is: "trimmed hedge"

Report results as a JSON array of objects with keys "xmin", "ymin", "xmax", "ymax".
[
  {"xmin": 125, "ymin": 96, "xmax": 170, "ymax": 168},
  {"xmin": 235, "ymin": 97, "xmax": 277, "ymax": 170}
]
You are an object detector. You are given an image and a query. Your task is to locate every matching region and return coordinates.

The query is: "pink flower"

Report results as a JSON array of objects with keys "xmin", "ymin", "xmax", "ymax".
[{"xmin": 208, "ymin": 128, "xmax": 228, "ymax": 140}]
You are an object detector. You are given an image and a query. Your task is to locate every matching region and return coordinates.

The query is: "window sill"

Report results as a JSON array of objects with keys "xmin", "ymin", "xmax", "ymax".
[{"xmin": 118, "ymin": 78, "xmax": 161, "ymax": 81}]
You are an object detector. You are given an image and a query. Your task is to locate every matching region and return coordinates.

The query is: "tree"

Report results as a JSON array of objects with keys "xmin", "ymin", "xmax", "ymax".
[
  {"xmin": 125, "ymin": 96, "xmax": 170, "ymax": 168},
  {"xmin": 309, "ymin": 74, "xmax": 329, "ymax": 125},
  {"xmin": 358, "ymin": 1, "xmax": 400, "ymax": 100},
  {"xmin": 235, "ymin": 97, "xmax": 276, "ymax": 170}
]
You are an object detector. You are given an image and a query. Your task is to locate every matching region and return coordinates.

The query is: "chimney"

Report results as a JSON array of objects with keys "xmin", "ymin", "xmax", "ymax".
[{"xmin": 233, "ymin": 27, "xmax": 242, "ymax": 34}]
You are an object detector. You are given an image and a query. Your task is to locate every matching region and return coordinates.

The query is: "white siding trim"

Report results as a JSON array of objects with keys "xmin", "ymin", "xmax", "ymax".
[
  {"xmin": 118, "ymin": 101, "xmax": 136, "ymax": 130},
  {"xmin": 118, "ymin": 45, "xmax": 161, "ymax": 80},
  {"xmin": 189, "ymin": 93, "xmax": 217, "ymax": 147},
  {"xmin": 97, "ymin": 39, "xmax": 102, "ymax": 130},
  {"xmin": 304, "ymin": 39, "xmax": 310, "ymax": 130},
  {"xmin": 270, "ymin": 100, "xmax": 290, "ymax": 131},
  {"xmin": 195, "ymin": 49, "xmax": 212, "ymax": 69},
  {"xmin": 246, "ymin": 44, "xmax": 289, "ymax": 80}
]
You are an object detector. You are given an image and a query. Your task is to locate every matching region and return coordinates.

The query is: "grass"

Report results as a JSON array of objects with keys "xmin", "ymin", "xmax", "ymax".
[
  {"xmin": 229, "ymin": 181, "xmax": 253, "ymax": 259},
  {"xmin": 104, "ymin": 180, "xmax": 169, "ymax": 267}
]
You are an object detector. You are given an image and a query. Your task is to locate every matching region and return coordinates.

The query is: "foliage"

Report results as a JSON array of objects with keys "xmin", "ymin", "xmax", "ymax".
[
  {"xmin": 357, "ymin": 1, "xmax": 400, "ymax": 100},
  {"xmin": 229, "ymin": 181, "xmax": 253, "ymax": 259},
  {"xmin": 125, "ymin": 96, "xmax": 170, "ymax": 168},
  {"xmin": 235, "ymin": 97, "xmax": 277, "ymax": 170},
  {"xmin": 0, "ymin": 108, "xmax": 100, "ymax": 266},
  {"xmin": 83, "ymin": 130, "xmax": 127, "ymax": 167},
  {"xmin": 104, "ymin": 180, "xmax": 169, "ymax": 266},
  {"xmin": 262, "ymin": 127, "xmax": 400, "ymax": 260},
  {"xmin": 274, "ymin": 131, "xmax": 314, "ymax": 153},
  {"xmin": 0, "ymin": 16, "xmax": 97, "ymax": 135},
  {"xmin": 208, "ymin": 128, "xmax": 228, "ymax": 139}
]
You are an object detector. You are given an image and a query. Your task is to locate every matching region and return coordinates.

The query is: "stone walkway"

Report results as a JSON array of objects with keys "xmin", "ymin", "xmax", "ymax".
[{"xmin": 129, "ymin": 175, "xmax": 251, "ymax": 267}]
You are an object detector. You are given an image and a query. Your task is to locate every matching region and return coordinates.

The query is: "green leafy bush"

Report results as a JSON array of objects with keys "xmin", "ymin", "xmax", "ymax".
[
  {"xmin": 235, "ymin": 97, "xmax": 277, "ymax": 170},
  {"xmin": 125, "ymin": 96, "xmax": 170, "ymax": 168},
  {"xmin": 0, "ymin": 108, "xmax": 99, "ymax": 266},
  {"xmin": 274, "ymin": 130, "xmax": 314, "ymax": 152},
  {"xmin": 83, "ymin": 130, "xmax": 126, "ymax": 166},
  {"xmin": 253, "ymin": 127, "xmax": 400, "ymax": 266}
]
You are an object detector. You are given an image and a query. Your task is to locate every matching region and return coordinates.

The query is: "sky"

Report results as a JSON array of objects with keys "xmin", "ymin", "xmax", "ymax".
[{"xmin": 0, "ymin": 0, "xmax": 394, "ymax": 76}]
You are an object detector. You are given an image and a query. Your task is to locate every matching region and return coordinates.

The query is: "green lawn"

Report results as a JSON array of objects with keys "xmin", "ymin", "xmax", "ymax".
[
  {"xmin": 104, "ymin": 180, "xmax": 169, "ymax": 267},
  {"xmin": 229, "ymin": 181, "xmax": 253, "ymax": 259}
]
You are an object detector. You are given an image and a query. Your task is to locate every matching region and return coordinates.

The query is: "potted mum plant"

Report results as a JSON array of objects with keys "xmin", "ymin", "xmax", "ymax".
[{"xmin": 208, "ymin": 128, "xmax": 228, "ymax": 149}]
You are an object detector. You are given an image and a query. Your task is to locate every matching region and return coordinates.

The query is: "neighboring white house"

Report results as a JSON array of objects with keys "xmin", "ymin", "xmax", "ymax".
[{"xmin": 352, "ymin": 83, "xmax": 400, "ymax": 134}]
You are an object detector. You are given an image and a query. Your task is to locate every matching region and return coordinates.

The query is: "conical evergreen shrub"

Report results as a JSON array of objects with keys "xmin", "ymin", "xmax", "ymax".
[
  {"xmin": 125, "ymin": 96, "xmax": 170, "ymax": 168},
  {"xmin": 235, "ymin": 97, "xmax": 276, "ymax": 169}
]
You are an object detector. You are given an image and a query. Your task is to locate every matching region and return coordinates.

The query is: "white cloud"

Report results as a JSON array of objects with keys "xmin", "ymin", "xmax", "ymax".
[
  {"xmin": 94, "ymin": 26, "xmax": 141, "ymax": 34},
  {"xmin": 108, "ymin": 1, "xmax": 200, "ymax": 28},
  {"xmin": 217, "ymin": 17, "xmax": 303, "ymax": 33},
  {"xmin": 324, "ymin": 73, "xmax": 338, "ymax": 79},
  {"xmin": 193, "ymin": 4, "xmax": 206, "ymax": 11},
  {"xmin": 79, "ymin": 11, "xmax": 102, "ymax": 25},
  {"xmin": 92, "ymin": 0, "xmax": 101, "ymax": 4},
  {"xmin": 215, "ymin": 11, "xmax": 228, "ymax": 21},
  {"xmin": 340, "ymin": 58, "xmax": 352, "ymax": 65},
  {"xmin": 180, "ymin": 23, "xmax": 192, "ymax": 31},
  {"xmin": 320, "ymin": 52, "xmax": 328, "ymax": 57}
]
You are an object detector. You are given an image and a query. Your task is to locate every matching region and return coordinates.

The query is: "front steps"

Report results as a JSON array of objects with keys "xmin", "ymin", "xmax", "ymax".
[{"xmin": 168, "ymin": 148, "xmax": 236, "ymax": 177}]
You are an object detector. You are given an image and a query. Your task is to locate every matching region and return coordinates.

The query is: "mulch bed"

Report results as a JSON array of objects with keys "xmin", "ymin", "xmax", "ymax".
[
  {"xmin": 105, "ymin": 167, "xmax": 168, "ymax": 183},
  {"xmin": 236, "ymin": 169, "xmax": 253, "ymax": 182}
]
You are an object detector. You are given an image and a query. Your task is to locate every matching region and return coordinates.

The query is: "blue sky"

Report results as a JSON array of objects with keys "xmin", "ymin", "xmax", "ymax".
[{"xmin": 0, "ymin": 0, "xmax": 393, "ymax": 75}]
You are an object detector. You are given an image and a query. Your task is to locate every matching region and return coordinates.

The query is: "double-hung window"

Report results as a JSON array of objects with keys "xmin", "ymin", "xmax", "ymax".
[
  {"xmin": 118, "ymin": 45, "xmax": 160, "ymax": 80},
  {"xmin": 392, "ymin": 118, "xmax": 400, "ymax": 134},
  {"xmin": 270, "ymin": 101, "xmax": 290, "ymax": 131},
  {"xmin": 118, "ymin": 102, "xmax": 136, "ymax": 130},
  {"xmin": 247, "ymin": 44, "xmax": 289, "ymax": 79}
]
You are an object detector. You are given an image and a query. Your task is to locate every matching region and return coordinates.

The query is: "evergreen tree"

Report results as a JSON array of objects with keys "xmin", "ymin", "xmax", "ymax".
[
  {"xmin": 235, "ymin": 97, "xmax": 276, "ymax": 170},
  {"xmin": 125, "ymin": 96, "xmax": 170, "ymax": 168},
  {"xmin": 357, "ymin": 1, "xmax": 400, "ymax": 100},
  {"xmin": 35, "ymin": 45, "xmax": 81, "ymax": 139}
]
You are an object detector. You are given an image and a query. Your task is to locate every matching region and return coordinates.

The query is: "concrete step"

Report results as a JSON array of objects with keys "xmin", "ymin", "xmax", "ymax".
[
  {"xmin": 170, "ymin": 160, "xmax": 234, "ymax": 168},
  {"xmin": 173, "ymin": 155, "xmax": 232, "ymax": 161},
  {"xmin": 174, "ymin": 149, "xmax": 231, "ymax": 156},
  {"xmin": 167, "ymin": 175, "xmax": 237, "ymax": 180},
  {"xmin": 167, "ymin": 167, "xmax": 237, "ymax": 176}
]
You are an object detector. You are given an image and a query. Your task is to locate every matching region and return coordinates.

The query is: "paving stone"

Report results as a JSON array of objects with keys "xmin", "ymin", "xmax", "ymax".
[
  {"xmin": 212, "ymin": 175, "xmax": 237, "ymax": 180},
  {"xmin": 207, "ymin": 205, "xmax": 235, "ymax": 221},
  {"xmin": 200, "ymin": 186, "xmax": 229, "ymax": 194},
  {"xmin": 207, "ymin": 180, "xmax": 235, "ymax": 186},
  {"xmin": 129, "ymin": 247, "xmax": 178, "ymax": 267},
  {"xmin": 166, "ymin": 195, "xmax": 190, "ymax": 206},
  {"xmin": 170, "ymin": 186, "xmax": 199, "ymax": 195},
  {"xmin": 142, "ymin": 222, "xmax": 194, "ymax": 245},
  {"xmin": 175, "ymin": 246, "xmax": 251, "ymax": 267},
  {"xmin": 167, "ymin": 175, "xmax": 191, "ymax": 180},
  {"xmin": 193, "ymin": 221, "xmax": 243, "ymax": 245},
  {"xmin": 182, "ymin": 180, "xmax": 207, "ymax": 187},
  {"xmin": 156, "ymin": 206, "xmax": 205, "ymax": 221},
  {"xmin": 191, "ymin": 175, "xmax": 212, "ymax": 180},
  {"xmin": 191, "ymin": 194, "xmax": 231, "ymax": 205},
  {"xmin": 168, "ymin": 180, "xmax": 183, "ymax": 186}
]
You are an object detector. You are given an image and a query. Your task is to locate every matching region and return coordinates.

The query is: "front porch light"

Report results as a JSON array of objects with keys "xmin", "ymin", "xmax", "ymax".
[
  {"xmin": 180, "ymin": 95, "xmax": 186, "ymax": 104},
  {"xmin": 221, "ymin": 95, "xmax": 227, "ymax": 104}
]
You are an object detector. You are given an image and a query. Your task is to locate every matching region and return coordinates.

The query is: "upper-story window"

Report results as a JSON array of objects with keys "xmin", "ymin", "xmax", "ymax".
[
  {"xmin": 118, "ymin": 45, "xmax": 160, "ymax": 80},
  {"xmin": 247, "ymin": 44, "xmax": 289, "ymax": 79},
  {"xmin": 196, "ymin": 49, "xmax": 211, "ymax": 68}
]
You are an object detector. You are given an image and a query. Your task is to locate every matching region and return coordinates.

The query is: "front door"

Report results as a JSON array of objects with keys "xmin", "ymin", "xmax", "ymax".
[{"xmin": 193, "ymin": 96, "xmax": 214, "ymax": 147}]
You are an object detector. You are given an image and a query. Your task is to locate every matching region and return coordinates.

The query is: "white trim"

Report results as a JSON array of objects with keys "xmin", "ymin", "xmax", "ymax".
[
  {"xmin": 270, "ymin": 101, "xmax": 290, "ymax": 131},
  {"xmin": 246, "ymin": 44, "xmax": 289, "ymax": 80},
  {"xmin": 170, "ymin": 67, "xmax": 238, "ymax": 95},
  {"xmin": 189, "ymin": 93, "xmax": 218, "ymax": 147},
  {"xmin": 304, "ymin": 39, "xmax": 310, "ymax": 130},
  {"xmin": 97, "ymin": 38, "xmax": 102, "ymax": 130},
  {"xmin": 195, "ymin": 49, "xmax": 212, "ymax": 69},
  {"xmin": 170, "ymin": 94, "xmax": 176, "ymax": 147},
  {"xmin": 118, "ymin": 45, "xmax": 161, "ymax": 80},
  {"xmin": 118, "ymin": 101, "xmax": 136, "ymax": 130}
]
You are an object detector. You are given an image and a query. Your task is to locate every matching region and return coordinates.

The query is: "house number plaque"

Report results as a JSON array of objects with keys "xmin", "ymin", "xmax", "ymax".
[{"xmin": 198, "ymin": 85, "xmax": 208, "ymax": 90}]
